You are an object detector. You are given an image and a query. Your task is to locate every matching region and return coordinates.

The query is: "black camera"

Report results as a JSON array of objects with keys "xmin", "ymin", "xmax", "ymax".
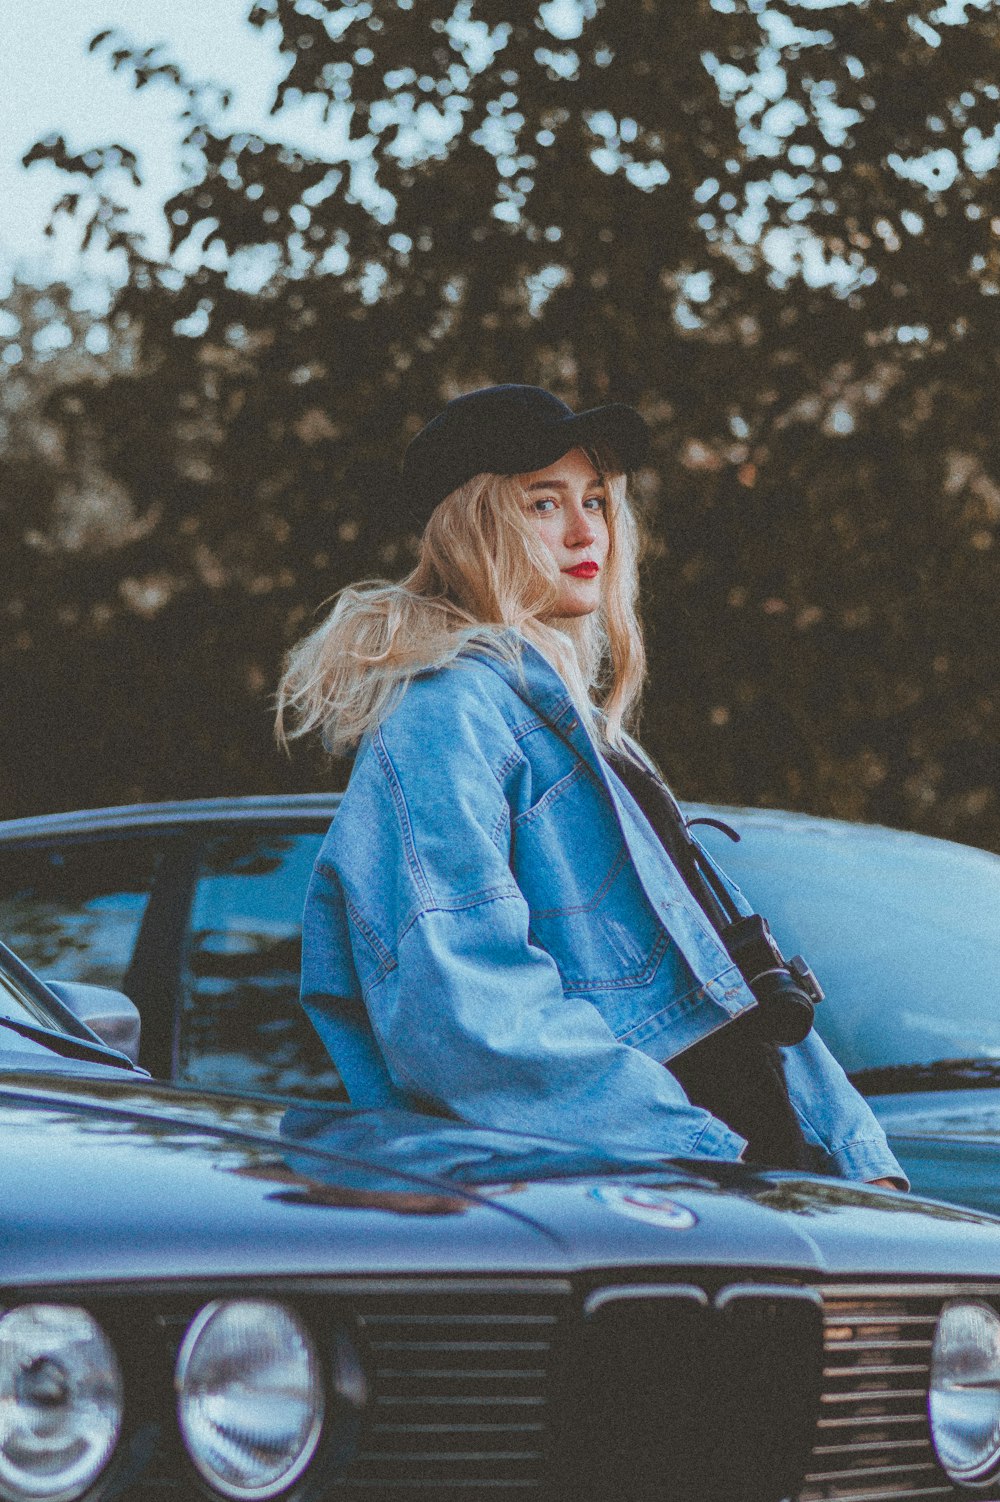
[
  {"xmin": 718, "ymin": 914, "xmax": 824, "ymax": 1046},
  {"xmin": 671, "ymin": 814, "xmax": 825, "ymax": 1047}
]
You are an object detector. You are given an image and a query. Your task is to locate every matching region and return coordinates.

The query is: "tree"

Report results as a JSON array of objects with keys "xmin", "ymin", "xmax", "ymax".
[{"xmin": 13, "ymin": 0, "xmax": 1000, "ymax": 849}]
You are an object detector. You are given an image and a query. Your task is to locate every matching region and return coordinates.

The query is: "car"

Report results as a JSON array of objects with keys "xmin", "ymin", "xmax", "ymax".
[
  {"xmin": 1, "ymin": 794, "xmax": 999, "ymax": 1215},
  {"xmin": 8, "ymin": 931, "xmax": 1000, "ymax": 1502}
]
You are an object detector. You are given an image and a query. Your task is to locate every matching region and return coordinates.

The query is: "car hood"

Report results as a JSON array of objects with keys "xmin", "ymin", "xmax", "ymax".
[{"xmin": 5, "ymin": 1071, "xmax": 1000, "ymax": 1288}]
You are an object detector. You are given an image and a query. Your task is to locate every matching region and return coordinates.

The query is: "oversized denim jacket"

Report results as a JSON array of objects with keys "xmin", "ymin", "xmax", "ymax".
[{"xmin": 301, "ymin": 636, "xmax": 906, "ymax": 1185}]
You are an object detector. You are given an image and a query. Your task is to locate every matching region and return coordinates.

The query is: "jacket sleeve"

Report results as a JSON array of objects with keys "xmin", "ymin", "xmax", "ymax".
[
  {"xmin": 781, "ymin": 1030, "xmax": 909, "ymax": 1187},
  {"xmin": 322, "ymin": 685, "xmax": 748, "ymax": 1165}
]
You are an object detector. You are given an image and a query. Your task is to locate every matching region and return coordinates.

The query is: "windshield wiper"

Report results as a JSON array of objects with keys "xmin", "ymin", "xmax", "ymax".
[
  {"xmin": 0, "ymin": 1015, "xmax": 137, "ymax": 1071},
  {"xmin": 851, "ymin": 1059, "xmax": 1000, "ymax": 1094}
]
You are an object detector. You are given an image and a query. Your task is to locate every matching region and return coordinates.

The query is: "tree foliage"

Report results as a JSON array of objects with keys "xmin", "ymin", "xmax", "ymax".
[{"xmin": 6, "ymin": 0, "xmax": 1000, "ymax": 848}]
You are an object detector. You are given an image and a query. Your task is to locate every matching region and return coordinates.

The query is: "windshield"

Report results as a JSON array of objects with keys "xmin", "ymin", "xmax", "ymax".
[{"xmin": 694, "ymin": 811, "xmax": 1000, "ymax": 1078}]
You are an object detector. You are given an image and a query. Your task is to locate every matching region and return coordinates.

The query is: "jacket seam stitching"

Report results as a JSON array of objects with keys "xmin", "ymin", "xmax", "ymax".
[
  {"xmin": 373, "ymin": 728, "xmax": 434, "ymax": 909},
  {"xmin": 494, "ymin": 745, "xmax": 524, "ymax": 781},
  {"xmin": 345, "ymin": 894, "xmax": 396, "ymax": 979},
  {"xmin": 512, "ymin": 760, "xmax": 588, "ymax": 828},
  {"xmin": 512, "ymin": 716, "xmax": 547, "ymax": 740},
  {"xmin": 828, "ymin": 1132, "xmax": 891, "ymax": 1155},
  {"xmin": 556, "ymin": 926, "xmax": 671, "ymax": 994},
  {"xmin": 688, "ymin": 1116, "xmax": 729, "ymax": 1154},
  {"xmin": 490, "ymin": 803, "xmax": 511, "ymax": 851},
  {"xmin": 419, "ymin": 881, "xmax": 522, "ymax": 916},
  {"xmin": 789, "ymin": 1097, "xmax": 829, "ymax": 1150},
  {"xmin": 510, "ymin": 702, "xmax": 574, "ymax": 740},
  {"xmin": 396, "ymin": 888, "xmax": 526, "ymax": 948},
  {"xmin": 613, "ymin": 970, "xmax": 731, "ymax": 1033}
]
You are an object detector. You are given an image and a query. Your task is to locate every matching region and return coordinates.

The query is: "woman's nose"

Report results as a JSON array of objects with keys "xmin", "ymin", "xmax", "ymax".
[{"xmin": 565, "ymin": 503, "xmax": 596, "ymax": 547}]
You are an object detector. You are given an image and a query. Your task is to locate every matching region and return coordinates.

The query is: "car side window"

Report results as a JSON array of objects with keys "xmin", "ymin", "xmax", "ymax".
[
  {"xmin": 181, "ymin": 831, "xmax": 344, "ymax": 1102},
  {"xmin": 0, "ymin": 840, "xmax": 161, "ymax": 993}
]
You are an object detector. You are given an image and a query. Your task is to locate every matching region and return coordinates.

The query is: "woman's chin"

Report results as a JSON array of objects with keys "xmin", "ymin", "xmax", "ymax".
[{"xmin": 540, "ymin": 576, "xmax": 599, "ymax": 617}]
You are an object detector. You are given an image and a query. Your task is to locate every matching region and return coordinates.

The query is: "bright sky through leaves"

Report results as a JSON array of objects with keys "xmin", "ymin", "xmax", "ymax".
[{"xmin": 2, "ymin": 0, "xmax": 998, "ymax": 301}]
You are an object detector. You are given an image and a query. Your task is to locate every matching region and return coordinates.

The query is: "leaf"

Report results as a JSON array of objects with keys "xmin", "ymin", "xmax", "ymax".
[{"xmin": 21, "ymin": 134, "xmax": 67, "ymax": 169}]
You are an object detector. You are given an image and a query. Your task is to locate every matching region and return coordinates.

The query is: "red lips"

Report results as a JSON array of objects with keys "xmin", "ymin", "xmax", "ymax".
[{"xmin": 564, "ymin": 562, "xmax": 600, "ymax": 578}]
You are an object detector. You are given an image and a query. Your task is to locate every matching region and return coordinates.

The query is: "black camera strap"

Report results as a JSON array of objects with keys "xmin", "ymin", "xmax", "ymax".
[
  {"xmin": 604, "ymin": 745, "xmax": 820, "ymax": 1046},
  {"xmin": 602, "ymin": 745, "xmax": 814, "ymax": 1169},
  {"xmin": 602, "ymin": 745, "xmax": 740, "ymax": 931}
]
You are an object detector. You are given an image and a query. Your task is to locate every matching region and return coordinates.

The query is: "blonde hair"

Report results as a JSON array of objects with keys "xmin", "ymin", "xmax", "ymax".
[{"xmin": 275, "ymin": 459, "xmax": 646, "ymax": 756}]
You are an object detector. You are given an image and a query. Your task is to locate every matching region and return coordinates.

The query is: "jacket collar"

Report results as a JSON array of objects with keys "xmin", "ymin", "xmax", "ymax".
[{"xmin": 469, "ymin": 633, "xmax": 608, "ymax": 781}]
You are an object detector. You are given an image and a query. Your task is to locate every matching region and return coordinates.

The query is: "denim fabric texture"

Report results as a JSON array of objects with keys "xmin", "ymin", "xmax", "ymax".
[{"xmin": 301, "ymin": 636, "xmax": 906, "ymax": 1184}]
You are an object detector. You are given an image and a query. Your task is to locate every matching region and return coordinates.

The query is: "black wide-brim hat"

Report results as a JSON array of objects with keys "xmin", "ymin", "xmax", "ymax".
[{"xmin": 400, "ymin": 384, "xmax": 650, "ymax": 532}]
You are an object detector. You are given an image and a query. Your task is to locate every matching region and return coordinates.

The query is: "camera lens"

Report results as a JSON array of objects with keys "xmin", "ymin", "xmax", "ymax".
[
  {"xmin": 720, "ymin": 915, "xmax": 816, "ymax": 1046},
  {"xmin": 749, "ymin": 969, "xmax": 815, "ymax": 1046}
]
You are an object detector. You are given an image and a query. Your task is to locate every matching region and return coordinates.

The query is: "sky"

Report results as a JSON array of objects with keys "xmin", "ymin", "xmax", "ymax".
[
  {"xmin": 1, "ymin": 0, "xmax": 996, "ymax": 307},
  {"xmin": 0, "ymin": 0, "xmax": 305, "ymax": 297},
  {"xmin": 0, "ymin": 0, "xmax": 831, "ymax": 304}
]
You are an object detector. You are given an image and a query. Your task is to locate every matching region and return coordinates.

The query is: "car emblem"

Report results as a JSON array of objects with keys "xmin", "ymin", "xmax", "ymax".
[{"xmin": 589, "ymin": 1185, "xmax": 697, "ymax": 1228}]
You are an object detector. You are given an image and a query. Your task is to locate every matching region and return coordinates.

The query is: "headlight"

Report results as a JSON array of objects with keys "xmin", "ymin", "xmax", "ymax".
[
  {"xmin": 176, "ymin": 1300, "xmax": 326, "ymax": 1500},
  {"xmin": 929, "ymin": 1300, "xmax": 1000, "ymax": 1483},
  {"xmin": 0, "ymin": 1304, "xmax": 123, "ymax": 1502}
]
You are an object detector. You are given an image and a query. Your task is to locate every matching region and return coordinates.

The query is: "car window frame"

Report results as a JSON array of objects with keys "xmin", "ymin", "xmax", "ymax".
[{"xmin": 108, "ymin": 816, "xmax": 332, "ymax": 1088}]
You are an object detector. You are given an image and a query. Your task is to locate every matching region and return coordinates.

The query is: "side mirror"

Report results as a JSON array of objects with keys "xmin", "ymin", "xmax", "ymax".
[{"xmin": 45, "ymin": 981, "xmax": 142, "ymax": 1066}]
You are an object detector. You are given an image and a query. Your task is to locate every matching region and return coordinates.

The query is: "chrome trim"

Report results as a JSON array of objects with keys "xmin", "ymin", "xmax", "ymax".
[
  {"xmin": 583, "ymin": 1283, "xmax": 708, "ymax": 1316},
  {"xmin": 714, "ymin": 1282, "xmax": 823, "ymax": 1311}
]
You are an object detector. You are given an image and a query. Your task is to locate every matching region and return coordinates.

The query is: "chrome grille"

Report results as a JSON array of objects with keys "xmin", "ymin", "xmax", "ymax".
[
  {"xmin": 336, "ymin": 1280, "xmax": 569, "ymax": 1496},
  {"xmin": 797, "ymin": 1283, "xmax": 989, "ymax": 1502}
]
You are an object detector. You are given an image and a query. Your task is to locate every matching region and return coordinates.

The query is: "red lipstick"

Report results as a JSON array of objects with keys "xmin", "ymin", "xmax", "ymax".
[{"xmin": 565, "ymin": 562, "xmax": 600, "ymax": 578}]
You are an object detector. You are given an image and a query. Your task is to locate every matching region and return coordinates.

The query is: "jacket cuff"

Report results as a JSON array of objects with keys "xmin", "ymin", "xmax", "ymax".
[
  {"xmin": 830, "ymin": 1135, "xmax": 910, "ymax": 1190},
  {"xmin": 688, "ymin": 1114, "xmax": 748, "ymax": 1162}
]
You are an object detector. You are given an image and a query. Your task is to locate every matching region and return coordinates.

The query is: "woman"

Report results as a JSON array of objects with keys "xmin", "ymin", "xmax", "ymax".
[{"xmin": 277, "ymin": 384, "xmax": 905, "ymax": 1187}]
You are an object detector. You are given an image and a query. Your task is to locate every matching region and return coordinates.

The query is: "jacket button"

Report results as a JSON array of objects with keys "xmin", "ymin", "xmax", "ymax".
[{"xmin": 567, "ymin": 717, "xmax": 578, "ymax": 730}]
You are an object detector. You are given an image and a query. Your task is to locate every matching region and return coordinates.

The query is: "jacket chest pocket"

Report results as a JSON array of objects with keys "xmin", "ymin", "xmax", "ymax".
[{"xmin": 511, "ymin": 778, "xmax": 669, "ymax": 992}]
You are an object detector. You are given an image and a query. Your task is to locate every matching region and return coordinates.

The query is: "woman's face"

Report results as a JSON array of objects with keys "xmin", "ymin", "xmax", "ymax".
[{"xmin": 518, "ymin": 447, "xmax": 610, "ymax": 618}]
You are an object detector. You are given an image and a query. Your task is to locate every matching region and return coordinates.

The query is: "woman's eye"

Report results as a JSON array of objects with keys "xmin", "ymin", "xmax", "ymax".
[
  {"xmin": 584, "ymin": 495, "xmax": 607, "ymax": 511},
  {"xmin": 531, "ymin": 498, "xmax": 557, "ymax": 514}
]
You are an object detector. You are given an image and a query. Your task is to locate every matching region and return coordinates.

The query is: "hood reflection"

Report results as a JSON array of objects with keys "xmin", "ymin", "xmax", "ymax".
[
  {"xmin": 232, "ymin": 1161, "xmax": 469, "ymax": 1216},
  {"xmin": 276, "ymin": 1106, "xmax": 687, "ymax": 1195}
]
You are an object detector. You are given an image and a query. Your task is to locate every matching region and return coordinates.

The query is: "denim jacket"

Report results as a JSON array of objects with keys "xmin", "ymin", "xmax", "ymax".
[{"xmin": 301, "ymin": 636, "xmax": 906, "ymax": 1184}]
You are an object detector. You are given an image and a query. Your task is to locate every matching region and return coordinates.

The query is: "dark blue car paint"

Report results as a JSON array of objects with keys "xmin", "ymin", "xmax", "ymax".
[{"xmin": 4, "ymin": 1069, "xmax": 1000, "ymax": 1294}]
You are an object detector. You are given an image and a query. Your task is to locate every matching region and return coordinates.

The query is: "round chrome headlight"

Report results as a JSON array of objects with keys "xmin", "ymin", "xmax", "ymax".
[
  {"xmin": 176, "ymin": 1300, "xmax": 325, "ymax": 1500},
  {"xmin": 0, "ymin": 1304, "xmax": 123, "ymax": 1502},
  {"xmin": 929, "ymin": 1300, "xmax": 1000, "ymax": 1483}
]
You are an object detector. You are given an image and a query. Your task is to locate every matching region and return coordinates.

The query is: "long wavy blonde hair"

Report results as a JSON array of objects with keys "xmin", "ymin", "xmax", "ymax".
[{"xmin": 275, "ymin": 453, "xmax": 646, "ymax": 756}]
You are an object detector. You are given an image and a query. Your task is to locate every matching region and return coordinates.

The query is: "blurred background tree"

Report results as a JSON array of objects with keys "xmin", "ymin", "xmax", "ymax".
[{"xmin": 3, "ymin": 0, "xmax": 999, "ymax": 849}]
